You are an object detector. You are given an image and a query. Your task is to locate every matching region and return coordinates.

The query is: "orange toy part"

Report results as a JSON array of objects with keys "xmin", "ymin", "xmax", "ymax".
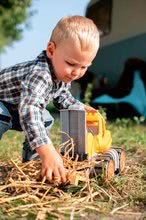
[{"xmin": 86, "ymin": 112, "xmax": 112, "ymax": 156}]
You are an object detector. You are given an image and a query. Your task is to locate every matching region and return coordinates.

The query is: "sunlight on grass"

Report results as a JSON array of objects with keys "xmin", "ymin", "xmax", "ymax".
[
  {"xmin": 108, "ymin": 120, "xmax": 146, "ymax": 152},
  {"xmin": 0, "ymin": 131, "xmax": 24, "ymax": 160}
]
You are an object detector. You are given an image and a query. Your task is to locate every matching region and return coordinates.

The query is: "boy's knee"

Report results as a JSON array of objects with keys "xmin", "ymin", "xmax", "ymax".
[
  {"xmin": 0, "ymin": 121, "xmax": 12, "ymax": 139},
  {"xmin": 0, "ymin": 101, "xmax": 12, "ymax": 138}
]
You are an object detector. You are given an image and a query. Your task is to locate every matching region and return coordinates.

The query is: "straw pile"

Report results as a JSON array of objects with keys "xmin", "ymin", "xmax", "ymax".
[
  {"xmin": 0, "ymin": 136, "xmax": 145, "ymax": 219},
  {"xmin": 0, "ymin": 137, "xmax": 101, "ymax": 217}
]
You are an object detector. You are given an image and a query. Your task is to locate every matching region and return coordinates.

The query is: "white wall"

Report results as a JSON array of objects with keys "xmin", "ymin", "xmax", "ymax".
[{"xmin": 101, "ymin": 0, "xmax": 146, "ymax": 46}]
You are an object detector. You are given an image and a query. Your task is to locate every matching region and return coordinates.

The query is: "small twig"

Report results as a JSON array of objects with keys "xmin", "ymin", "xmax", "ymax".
[
  {"xmin": 70, "ymin": 207, "xmax": 75, "ymax": 220},
  {"xmin": 10, "ymin": 159, "xmax": 29, "ymax": 180},
  {"xmin": 108, "ymin": 182, "xmax": 123, "ymax": 199},
  {"xmin": 35, "ymin": 209, "xmax": 47, "ymax": 220},
  {"xmin": 40, "ymin": 187, "xmax": 51, "ymax": 202},
  {"xmin": 84, "ymin": 205, "xmax": 100, "ymax": 212},
  {"xmin": 0, "ymin": 193, "xmax": 28, "ymax": 204},
  {"xmin": 110, "ymin": 203, "xmax": 129, "ymax": 215},
  {"xmin": 7, "ymin": 201, "xmax": 51, "ymax": 212}
]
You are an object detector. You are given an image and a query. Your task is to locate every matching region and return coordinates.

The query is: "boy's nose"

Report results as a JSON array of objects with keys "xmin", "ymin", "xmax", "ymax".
[{"xmin": 71, "ymin": 69, "xmax": 80, "ymax": 77}]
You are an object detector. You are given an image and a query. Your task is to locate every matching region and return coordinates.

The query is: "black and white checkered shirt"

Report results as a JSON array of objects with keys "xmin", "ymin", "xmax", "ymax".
[{"xmin": 0, "ymin": 51, "xmax": 81, "ymax": 149}]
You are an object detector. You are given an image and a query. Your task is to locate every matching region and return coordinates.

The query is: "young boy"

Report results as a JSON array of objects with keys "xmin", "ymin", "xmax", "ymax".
[{"xmin": 0, "ymin": 15, "xmax": 99, "ymax": 183}]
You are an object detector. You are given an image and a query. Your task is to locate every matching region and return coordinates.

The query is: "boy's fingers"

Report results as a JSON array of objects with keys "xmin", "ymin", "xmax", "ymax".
[
  {"xmin": 53, "ymin": 168, "xmax": 61, "ymax": 183},
  {"xmin": 89, "ymin": 109, "xmax": 97, "ymax": 113},
  {"xmin": 84, "ymin": 105, "xmax": 97, "ymax": 113},
  {"xmin": 41, "ymin": 168, "xmax": 46, "ymax": 178},
  {"xmin": 45, "ymin": 169, "xmax": 53, "ymax": 183},
  {"xmin": 59, "ymin": 166, "xmax": 66, "ymax": 183}
]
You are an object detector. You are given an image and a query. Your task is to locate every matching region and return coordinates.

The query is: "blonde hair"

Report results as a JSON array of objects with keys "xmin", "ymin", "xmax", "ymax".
[{"xmin": 50, "ymin": 15, "xmax": 99, "ymax": 51}]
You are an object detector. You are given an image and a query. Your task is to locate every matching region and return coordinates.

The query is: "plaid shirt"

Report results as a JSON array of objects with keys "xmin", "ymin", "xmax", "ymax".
[{"xmin": 0, "ymin": 51, "xmax": 82, "ymax": 149}]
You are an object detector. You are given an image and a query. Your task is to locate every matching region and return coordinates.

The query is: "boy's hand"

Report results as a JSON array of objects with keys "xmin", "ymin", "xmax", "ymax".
[
  {"xmin": 84, "ymin": 105, "xmax": 98, "ymax": 113},
  {"xmin": 36, "ymin": 144, "xmax": 66, "ymax": 184}
]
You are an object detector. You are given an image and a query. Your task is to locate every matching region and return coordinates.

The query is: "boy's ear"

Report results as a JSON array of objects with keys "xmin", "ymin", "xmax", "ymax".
[{"xmin": 46, "ymin": 42, "xmax": 56, "ymax": 58}]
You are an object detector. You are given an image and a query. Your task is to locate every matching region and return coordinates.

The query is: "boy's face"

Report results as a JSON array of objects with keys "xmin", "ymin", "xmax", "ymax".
[{"xmin": 46, "ymin": 39, "xmax": 98, "ymax": 83}]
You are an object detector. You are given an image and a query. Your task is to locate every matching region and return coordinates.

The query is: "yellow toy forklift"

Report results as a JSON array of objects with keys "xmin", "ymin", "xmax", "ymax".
[{"xmin": 60, "ymin": 109, "xmax": 126, "ymax": 181}]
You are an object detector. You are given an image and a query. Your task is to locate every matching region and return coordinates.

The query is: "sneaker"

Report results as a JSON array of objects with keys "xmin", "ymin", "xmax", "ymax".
[{"xmin": 22, "ymin": 145, "xmax": 40, "ymax": 163}]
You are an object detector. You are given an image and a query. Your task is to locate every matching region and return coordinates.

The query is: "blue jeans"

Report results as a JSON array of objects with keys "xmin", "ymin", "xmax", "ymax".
[{"xmin": 0, "ymin": 101, "xmax": 54, "ymax": 162}]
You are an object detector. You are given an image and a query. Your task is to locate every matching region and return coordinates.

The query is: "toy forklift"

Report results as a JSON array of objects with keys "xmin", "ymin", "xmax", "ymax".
[{"xmin": 60, "ymin": 109, "xmax": 126, "ymax": 181}]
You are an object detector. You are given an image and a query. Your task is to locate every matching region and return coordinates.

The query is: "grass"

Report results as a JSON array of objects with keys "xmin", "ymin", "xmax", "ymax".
[{"xmin": 0, "ymin": 115, "xmax": 146, "ymax": 219}]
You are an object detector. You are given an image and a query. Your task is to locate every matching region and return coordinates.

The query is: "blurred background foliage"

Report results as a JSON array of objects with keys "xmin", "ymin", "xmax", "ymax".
[{"xmin": 0, "ymin": 0, "xmax": 33, "ymax": 53}]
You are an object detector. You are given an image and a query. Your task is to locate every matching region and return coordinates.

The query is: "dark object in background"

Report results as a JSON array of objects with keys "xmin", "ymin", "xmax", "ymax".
[
  {"xmin": 108, "ymin": 58, "xmax": 146, "ymax": 98},
  {"xmin": 77, "ymin": 58, "xmax": 146, "ymax": 100},
  {"xmin": 77, "ymin": 58, "xmax": 146, "ymax": 118},
  {"xmin": 76, "ymin": 70, "xmax": 109, "ymax": 100}
]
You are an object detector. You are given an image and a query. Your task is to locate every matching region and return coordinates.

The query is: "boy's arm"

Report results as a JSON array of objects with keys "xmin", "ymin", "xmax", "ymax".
[
  {"xmin": 53, "ymin": 83, "xmax": 97, "ymax": 112},
  {"xmin": 19, "ymin": 70, "xmax": 53, "ymax": 149},
  {"xmin": 19, "ymin": 98, "xmax": 66, "ymax": 183},
  {"xmin": 53, "ymin": 83, "xmax": 83, "ymax": 109},
  {"xmin": 19, "ymin": 71, "xmax": 66, "ymax": 183}
]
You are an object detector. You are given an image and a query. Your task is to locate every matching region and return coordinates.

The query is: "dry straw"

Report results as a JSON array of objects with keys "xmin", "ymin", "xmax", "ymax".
[{"xmin": 0, "ymin": 135, "xmax": 145, "ymax": 218}]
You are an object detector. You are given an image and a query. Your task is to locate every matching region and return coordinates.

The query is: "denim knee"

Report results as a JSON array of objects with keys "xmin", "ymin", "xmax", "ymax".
[
  {"xmin": 0, "ymin": 102, "xmax": 12, "ymax": 139},
  {"xmin": 0, "ymin": 121, "xmax": 12, "ymax": 139}
]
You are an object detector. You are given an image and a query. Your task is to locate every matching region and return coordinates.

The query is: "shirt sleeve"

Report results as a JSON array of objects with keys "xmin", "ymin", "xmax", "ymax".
[
  {"xmin": 19, "ymin": 70, "xmax": 52, "ymax": 150},
  {"xmin": 53, "ymin": 83, "xmax": 84, "ymax": 109}
]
